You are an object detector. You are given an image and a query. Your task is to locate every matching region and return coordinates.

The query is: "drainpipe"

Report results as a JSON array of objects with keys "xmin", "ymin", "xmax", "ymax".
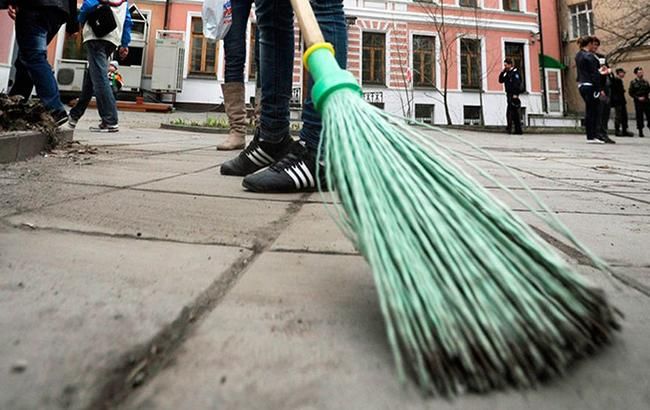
[
  {"xmin": 164, "ymin": 0, "xmax": 171, "ymax": 30},
  {"xmin": 538, "ymin": 0, "xmax": 548, "ymax": 113}
]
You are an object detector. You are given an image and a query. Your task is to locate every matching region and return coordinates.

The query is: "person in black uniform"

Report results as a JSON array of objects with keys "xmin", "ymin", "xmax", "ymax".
[
  {"xmin": 629, "ymin": 67, "xmax": 650, "ymax": 137},
  {"xmin": 610, "ymin": 68, "xmax": 633, "ymax": 136},
  {"xmin": 575, "ymin": 36, "xmax": 613, "ymax": 143},
  {"xmin": 596, "ymin": 55, "xmax": 613, "ymax": 141},
  {"xmin": 498, "ymin": 57, "xmax": 523, "ymax": 135}
]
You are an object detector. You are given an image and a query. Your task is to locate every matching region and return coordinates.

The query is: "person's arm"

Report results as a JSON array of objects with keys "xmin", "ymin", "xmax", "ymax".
[
  {"xmin": 498, "ymin": 70, "xmax": 507, "ymax": 84},
  {"xmin": 511, "ymin": 71, "xmax": 521, "ymax": 96},
  {"xmin": 66, "ymin": 0, "xmax": 80, "ymax": 34},
  {"xmin": 629, "ymin": 80, "xmax": 638, "ymax": 99},
  {"xmin": 78, "ymin": 0, "xmax": 98, "ymax": 25},
  {"xmin": 120, "ymin": 4, "xmax": 132, "ymax": 48}
]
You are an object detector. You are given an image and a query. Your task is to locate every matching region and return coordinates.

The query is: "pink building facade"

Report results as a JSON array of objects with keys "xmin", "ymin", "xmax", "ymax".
[{"xmin": 0, "ymin": 0, "xmax": 563, "ymax": 126}]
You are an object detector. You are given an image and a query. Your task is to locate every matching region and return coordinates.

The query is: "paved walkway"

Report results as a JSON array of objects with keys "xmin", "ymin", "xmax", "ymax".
[{"xmin": 1, "ymin": 115, "xmax": 649, "ymax": 409}]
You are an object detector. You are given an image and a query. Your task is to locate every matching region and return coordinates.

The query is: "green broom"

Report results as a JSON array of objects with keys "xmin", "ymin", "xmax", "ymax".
[{"xmin": 290, "ymin": 0, "xmax": 621, "ymax": 395}]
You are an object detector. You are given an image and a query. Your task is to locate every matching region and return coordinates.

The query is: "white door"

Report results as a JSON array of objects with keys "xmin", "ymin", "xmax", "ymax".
[{"xmin": 545, "ymin": 69, "xmax": 563, "ymax": 114}]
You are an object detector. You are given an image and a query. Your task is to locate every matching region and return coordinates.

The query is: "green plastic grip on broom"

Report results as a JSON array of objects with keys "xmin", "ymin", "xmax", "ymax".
[{"xmin": 303, "ymin": 43, "xmax": 362, "ymax": 112}]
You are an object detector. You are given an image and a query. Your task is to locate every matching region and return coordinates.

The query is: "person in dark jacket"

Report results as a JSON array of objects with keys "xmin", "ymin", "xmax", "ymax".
[
  {"xmin": 6, "ymin": 0, "xmax": 79, "ymax": 126},
  {"xmin": 610, "ymin": 68, "xmax": 633, "ymax": 136},
  {"xmin": 498, "ymin": 57, "xmax": 523, "ymax": 135},
  {"xmin": 629, "ymin": 67, "xmax": 650, "ymax": 137},
  {"xmin": 575, "ymin": 36, "xmax": 612, "ymax": 144},
  {"xmin": 595, "ymin": 54, "xmax": 614, "ymax": 141}
]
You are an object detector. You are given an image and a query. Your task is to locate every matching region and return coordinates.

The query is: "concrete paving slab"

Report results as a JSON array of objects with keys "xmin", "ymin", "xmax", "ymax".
[
  {"xmin": 6, "ymin": 189, "xmax": 289, "ymax": 247},
  {"xmin": 0, "ymin": 228, "xmax": 250, "ymax": 410},
  {"xmin": 137, "ymin": 168, "xmax": 311, "ymax": 203},
  {"xmin": 40, "ymin": 162, "xmax": 181, "ymax": 188},
  {"xmin": 521, "ymin": 212, "xmax": 650, "ymax": 267},
  {"xmin": 271, "ymin": 203, "xmax": 356, "ymax": 254},
  {"xmin": 0, "ymin": 179, "xmax": 111, "ymax": 217},
  {"xmin": 124, "ymin": 252, "xmax": 650, "ymax": 410}
]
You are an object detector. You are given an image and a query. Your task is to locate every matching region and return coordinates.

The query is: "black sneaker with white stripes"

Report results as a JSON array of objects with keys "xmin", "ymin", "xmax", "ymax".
[
  {"xmin": 242, "ymin": 142, "xmax": 327, "ymax": 193},
  {"xmin": 220, "ymin": 129, "xmax": 293, "ymax": 176}
]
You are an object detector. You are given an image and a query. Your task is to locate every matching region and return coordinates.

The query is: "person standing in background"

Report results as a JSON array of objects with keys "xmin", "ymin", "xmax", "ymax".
[
  {"xmin": 576, "ymin": 36, "xmax": 610, "ymax": 144},
  {"xmin": 498, "ymin": 57, "xmax": 523, "ymax": 135},
  {"xmin": 629, "ymin": 67, "xmax": 650, "ymax": 138},
  {"xmin": 610, "ymin": 68, "xmax": 633, "ymax": 137},
  {"xmin": 68, "ymin": 0, "xmax": 132, "ymax": 133},
  {"xmin": 6, "ymin": 0, "xmax": 79, "ymax": 126},
  {"xmin": 596, "ymin": 56, "xmax": 615, "ymax": 143},
  {"xmin": 218, "ymin": 0, "xmax": 259, "ymax": 151}
]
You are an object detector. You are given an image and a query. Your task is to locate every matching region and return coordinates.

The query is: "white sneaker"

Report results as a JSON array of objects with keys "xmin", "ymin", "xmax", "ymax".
[
  {"xmin": 586, "ymin": 138, "xmax": 605, "ymax": 144},
  {"xmin": 89, "ymin": 123, "xmax": 119, "ymax": 133},
  {"xmin": 67, "ymin": 118, "xmax": 78, "ymax": 129}
]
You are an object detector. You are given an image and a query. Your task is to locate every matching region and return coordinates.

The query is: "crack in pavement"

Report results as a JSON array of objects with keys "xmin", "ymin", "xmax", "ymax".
[{"xmin": 84, "ymin": 194, "xmax": 309, "ymax": 410}]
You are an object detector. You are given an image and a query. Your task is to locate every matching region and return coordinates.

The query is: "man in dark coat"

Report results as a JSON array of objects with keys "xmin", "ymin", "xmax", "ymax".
[
  {"xmin": 498, "ymin": 57, "xmax": 523, "ymax": 135},
  {"xmin": 610, "ymin": 68, "xmax": 633, "ymax": 136},
  {"xmin": 629, "ymin": 67, "xmax": 650, "ymax": 137},
  {"xmin": 7, "ymin": 0, "xmax": 79, "ymax": 125}
]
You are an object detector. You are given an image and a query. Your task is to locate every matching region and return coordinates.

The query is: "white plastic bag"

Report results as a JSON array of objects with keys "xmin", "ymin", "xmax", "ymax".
[{"xmin": 202, "ymin": 0, "xmax": 232, "ymax": 40}]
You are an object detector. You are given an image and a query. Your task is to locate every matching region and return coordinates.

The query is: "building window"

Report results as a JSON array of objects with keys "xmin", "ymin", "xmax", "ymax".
[
  {"xmin": 412, "ymin": 35, "xmax": 436, "ymax": 88},
  {"xmin": 189, "ymin": 17, "xmax": 219, "ymax": 75},
  {"xmin": 503, "ymin": 0, "xmax": 519, "ymax": 11},
  {"xmin": 459, "ymin": 0, "xmax": 478, "ymax": 8},
  {"xmin": 415, "ymin": 103, "xmax": 435, "ymax": 123},
  {"xmin": 460, "ymin": 38, "xmax": 481, "ymax": 89},
  {"xmin": 248, "ymin": 23, "xmax": 257, "ymax": 80},
  {"xmin": 463, "ymin": 105, "xmax": 482, "ymax": 125},
  {"xmin": 362, "ymin": 32, "xmax": 386, "ymax": 85},
  {"xmin": 504, "ymin": 42, "xmax": 526, "ymax": 91},
  {"xmin": 570, "ymin": 2, "xmax": 594, "ymax": 39}
]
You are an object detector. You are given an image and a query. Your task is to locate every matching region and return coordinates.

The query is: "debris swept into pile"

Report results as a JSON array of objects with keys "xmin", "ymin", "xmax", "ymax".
[{"xmin": 0, "ymin": 94, "xmax": 58, "ymax": 135}]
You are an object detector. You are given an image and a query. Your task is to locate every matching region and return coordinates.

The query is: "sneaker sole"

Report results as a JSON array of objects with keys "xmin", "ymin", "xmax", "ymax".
[
  {"xmin": 242, "ymin": 179, "xmax": 329, "ymax": 194},
  {"xmin": 89, "ymin": 128, "xmax": 119, "ymax": 133}
]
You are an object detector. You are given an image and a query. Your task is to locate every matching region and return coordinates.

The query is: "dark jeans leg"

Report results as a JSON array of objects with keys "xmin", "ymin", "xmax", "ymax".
[
  {"xmin": 599, "ymin": 101, "xmax": 611, "ymax": 137},
  {"xmin": 505, "ymin": 101, "xmax": 512, "ymax": 132},
  {"xmin": 85, "ymin": 40, "xmax": 118, "ymax": 126},
  {"xmin": 506, "ymin": 95, "xmax": 521, "ymax": 133},
  {"xmin": 223, "ymin": 0, "xmax": 254, "ymax": 83},
  {"xmin": 634, "ymin": 100, "xmax": 643, "ymax": 130},
  {"xmin": 255, "ymin": 0, "xmax": 294, "ymax": 142},
  {"xmin": 580, "ymin": 86, "xmax": 599, "ymax": 139},
  {"xmin": 69, "ymin": 69, "xmax": 94, "ymax": 121},
  {"xmin": 9, "ymin": 23, "xmax": 60, "ymax": 100},
  {"xmin": 14, "ymin": 8, "xmax": 65, "ymax": 111},
  {"xmin": 299, "ymin": 0, "xmax": 347, "ymax": 151}
]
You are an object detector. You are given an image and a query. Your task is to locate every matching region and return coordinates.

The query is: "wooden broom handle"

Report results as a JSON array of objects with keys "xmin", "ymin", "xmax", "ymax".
[{"xmin": 289, "ymin": 0, "xmax": 325, "ymax": 47}]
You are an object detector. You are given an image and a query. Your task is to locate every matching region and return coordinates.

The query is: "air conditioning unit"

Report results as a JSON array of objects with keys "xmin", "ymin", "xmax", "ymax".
[
  {"xmin": 151, "ymin": 30, "xmax": 185, "ymax": 93},
  {"xmin": 56, "ymin": 59, "xmax": 88, "ymax": 92}
]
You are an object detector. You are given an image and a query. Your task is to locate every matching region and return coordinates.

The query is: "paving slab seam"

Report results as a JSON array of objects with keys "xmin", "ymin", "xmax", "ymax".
[
  {"xmin": 84, "ymin": 195, "xmax": 309, "ymax": 410},
  {"xmin": 0, "ymin": 221, "xmax": 256, "ymax": 249},
  {"xmin": 128, "ymin": 187, "xmax": 315, "ymax": 204},
  {"xmin": 530, "ymin": 225, "xmax": 650, "ymax": 297},
  {"xmin": 0, "ymin": 164, "xmax": 223, "ymax": 219},
  {"xmin": 270, "ymin": 247, "xmax": 361, "ymax": 256}
]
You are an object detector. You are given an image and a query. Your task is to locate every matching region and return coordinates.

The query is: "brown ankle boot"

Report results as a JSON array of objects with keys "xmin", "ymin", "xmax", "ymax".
[{"xmin": 218, "ymin": 82, "xmax": 247, "ymax": 150}]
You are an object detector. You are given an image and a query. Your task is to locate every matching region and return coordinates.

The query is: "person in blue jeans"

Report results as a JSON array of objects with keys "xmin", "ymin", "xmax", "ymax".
[
  {"xmin": 220, "ymin": 0, "xmax": 347, "ymax": 193},
  {"xmin": 7, "ymin": 0, "xmax": 79, "ymax": 126},
  {"xmin": 68, "ymin": 0, "xmax": 132, "ymax": 133},
  {"xmin": 218, "ymin": 0, "xmax": 259, "ymax": 150}
]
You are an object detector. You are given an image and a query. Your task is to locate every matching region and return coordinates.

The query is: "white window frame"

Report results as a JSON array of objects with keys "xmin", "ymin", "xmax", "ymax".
[
  {"xmin": 545, "ymin": 68, "xmax": 564, "ymax": 114},
  {"xmin": 457, "ymin": 35, "xmax": 487, "ymax": 91},
  {"xmin": 360, "ymin": 29, "xmax": 388, "ymax": 87},
  {"xmin": 500, "ymin": 0, "xmax": 525, "ymax": 12},
  {"xmin": 409, "ymin": 31, "xmax": 440, "ymax": 90},
  {"xmin": 569, "ymin": 2, "xmax": 594, "ymax": 39}
]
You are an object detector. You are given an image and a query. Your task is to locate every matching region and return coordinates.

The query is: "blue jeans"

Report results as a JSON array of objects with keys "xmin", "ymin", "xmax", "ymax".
[
  {"xmin": 13, "ymin": 8, "xmax": 66, "ymax": 111},
  {"xmin": 70, "ymin": 40, "xmax": 118, "ymax": 126},
  {"xmin": 255, "ymin": 0, "xmax": 347, "ymax": 147},
  {"xmin": 223, "ymin": 0, "xmax": 256, "ymax": 83},
  {"xmin": 579, "ymin": 85, "xmax": 600, "ymax": 140}
]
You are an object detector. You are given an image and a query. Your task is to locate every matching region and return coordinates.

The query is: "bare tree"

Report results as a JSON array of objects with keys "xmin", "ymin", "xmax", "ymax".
[
  {"xmin": 595, "ymin": 1, "xmax": 650, "ymax": 64},
  {"xmin": 414, "ymin": 0, "xmax": 460, "ymax": 125}
]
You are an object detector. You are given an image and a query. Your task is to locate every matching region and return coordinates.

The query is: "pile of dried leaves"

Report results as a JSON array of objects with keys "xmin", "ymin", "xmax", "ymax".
[{"xmin": 0, "ymin": 94, "xmax": 58, "ymax": 136}]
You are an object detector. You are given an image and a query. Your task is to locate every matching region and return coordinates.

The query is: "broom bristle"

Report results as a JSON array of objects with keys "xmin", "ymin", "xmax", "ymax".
[{"xmin": 317, "ymin": 89, "xmax": 621, "ymax": 396}]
